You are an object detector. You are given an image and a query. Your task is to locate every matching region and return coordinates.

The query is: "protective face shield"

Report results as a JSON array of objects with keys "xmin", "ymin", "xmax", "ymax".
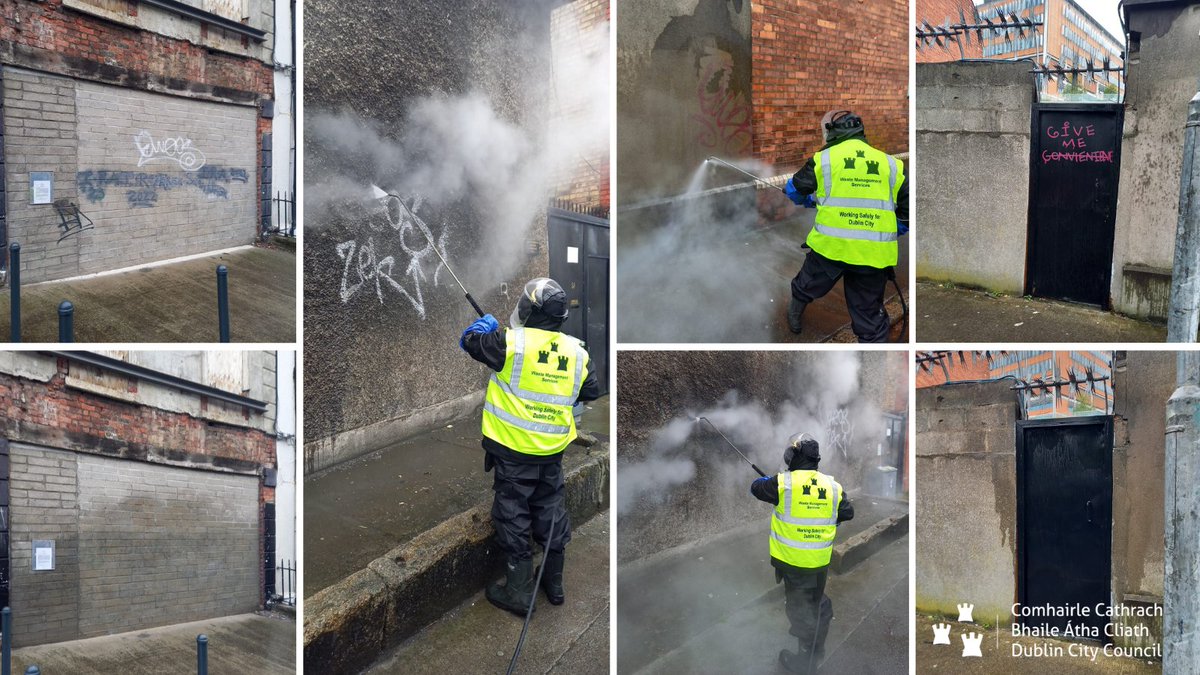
[
  {"xmin": 509, "ymin": 277, "xmax": 569, "ymax": 328},
  {"xmin": 783, "ymin": 432, "xmax": 820, "ymax": 469},
  {"xmin": 821, "ymin": 110, "xmax": 864, "ymax": 144}
]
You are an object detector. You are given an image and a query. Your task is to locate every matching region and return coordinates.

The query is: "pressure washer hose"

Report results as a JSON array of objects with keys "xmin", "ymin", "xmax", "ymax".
[
  {"xmin": 888, "ymin": 267, "xmax": 909, "ymax": 340},
  {"xmin": 506, "ymin": 510, "xmax": 560, "ymax": 675}
]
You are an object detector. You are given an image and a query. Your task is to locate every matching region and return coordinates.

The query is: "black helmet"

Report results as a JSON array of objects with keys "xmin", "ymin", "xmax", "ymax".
[
  {"xmin": 783, "ymin": 432, "xmax": 820, "ymax": 469},
  {"xmin": 822, "ymin": 110, "xmax": 864, "ymax": 144},
  {"xmin": 509, "ymin": 277, "xmax": 569, "ymax": 328}
]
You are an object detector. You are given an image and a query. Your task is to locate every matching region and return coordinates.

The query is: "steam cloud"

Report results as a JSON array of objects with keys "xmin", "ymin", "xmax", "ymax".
[
  {"xmin": 617, "ymin": 352, "xmax": 885, "ymax": 516},
  {"xmin": 305, "ymin": 15, "xmax": 610, "ymax": 290}
]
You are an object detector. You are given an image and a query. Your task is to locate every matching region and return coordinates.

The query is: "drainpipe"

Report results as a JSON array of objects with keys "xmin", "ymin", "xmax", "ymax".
[
  {"xmin": 1166, "ymin": 93, "xmax": 1200, "ymax": 342},
  {"xmin": 1164, "ymin": 350, "xmax": 1200, "ymax": 671}
]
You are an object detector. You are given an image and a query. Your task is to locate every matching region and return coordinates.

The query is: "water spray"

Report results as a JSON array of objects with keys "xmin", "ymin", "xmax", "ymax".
[
  {"xmin": 705, "ymin": 156, "xmax": 777, "ymax": 190},
  {"xmin": 371, "ymin": 185, "xmax": 486, "ymax": 318},
  {"xmin": 695, "ymin": 416, "xmax": 767, "ymax": 478}
]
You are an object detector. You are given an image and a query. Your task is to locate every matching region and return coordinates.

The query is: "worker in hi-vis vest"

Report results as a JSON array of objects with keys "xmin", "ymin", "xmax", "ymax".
[
  {"xmin": 751, "ymin": 434, "xmax": 854, "ymax": 674},
  {"xmin": 782, "ymin": 110, "xmax": 909, "ymax": 343},
  {"xmin": 460, "ymin": 277, "xmax": 600, "ymax": 616}
]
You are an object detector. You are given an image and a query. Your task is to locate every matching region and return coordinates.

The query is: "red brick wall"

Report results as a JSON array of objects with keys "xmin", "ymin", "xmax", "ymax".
[
  {"xmin": 751, "ymin": 0, "xmax": 909, "ymax": 172},
  {"xmin": 916, "ymin": 0, "xmax": 984, "ymax": 63},
  {"xmin": 550, "ymin": 0, "xmax": 610, "ymax": 211},
  {"xmin": 0, "ymin": 0, "xmax": 273, "ymax": 98}
]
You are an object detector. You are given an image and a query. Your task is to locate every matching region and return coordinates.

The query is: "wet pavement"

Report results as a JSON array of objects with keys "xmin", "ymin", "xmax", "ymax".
[
  {"xmin": 916, "ymin": 282, "xmax": 1165, "ymax": 343},
  {"xmin": 365, "ymin": 510, "xmax": 610, "ymax": 674},
  {"xmin": 11, "ymin": 612, "xmax": 295, "ymax": 674},
  {"xmin": 916, "ymin": 615, "xmax": 1160, "ymax": 674},
  {"xmin": 618, "ymin": 498, "xmax": 909, "ymax": 674},
  {"xmin": 304, "ymin": 396, "xmax": 610, "ymax": 597},
  {"xmin": 0, "ymin": 244, "xmax": 296, "ymax": 342}
]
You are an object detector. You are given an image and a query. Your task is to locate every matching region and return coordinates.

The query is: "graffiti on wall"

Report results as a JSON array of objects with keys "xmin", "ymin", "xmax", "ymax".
[
  {"xmin": 77, "ymin": 167, "xmax": 250, "ymax": 208},
  {"xmin": 692, "ymin": 43, "xmax": 752, "ymax": 155},
  {"xmin": 336, "ymin": 192, "xmax": 451, "ymax": 319},
  {"xmin": 826, "ymin": 408, "xmax": 854, "ymax": 461},
  {"xmin": 134, "ymin": 131, "xmax": 208, "ymax": 171}
]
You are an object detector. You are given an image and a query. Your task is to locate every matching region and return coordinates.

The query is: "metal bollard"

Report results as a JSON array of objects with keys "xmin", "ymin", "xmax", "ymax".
[
  {"xmin": 197, "ymin": 634, "xmax": 208, "ymax": 675},
  {"xmin": 3, "ymin": 606, "xmax": 10, "ymax": 675},
  {"xmin": 216, "ymin": 265, "xmax": 230, "ymax": 343},
  {"xmin": 58, "ymin": 301, "xmax": 74, "ymax": 343},
  {"xmin": 23, "ymin": 667, "xmax": 37, "ymax": 675},
  {"xmin": 8, "ymin": 243, "xmax": 19, "ymax": 343}
]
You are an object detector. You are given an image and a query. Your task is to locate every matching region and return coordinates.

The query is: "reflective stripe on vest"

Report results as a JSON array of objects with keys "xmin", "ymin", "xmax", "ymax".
[
  {"xmin": 808, "ymin": 140, "xmax": 902, "ymax": 268},
  {"xmin": 481, "ymin": 327, "xmax": 588, "ymax": 456},
  {"xmin": 770, "ymin": 470, "xmax": 840, "ymax": 568}
]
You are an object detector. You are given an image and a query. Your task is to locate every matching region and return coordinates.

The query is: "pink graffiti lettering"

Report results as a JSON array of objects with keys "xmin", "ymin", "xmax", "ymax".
[
  {"xmin": 691, "ymin": 45, "xmax": 751, "ymax": 154},
  {"xmin": 1041, "ymin": 150, "xmax": 1114, "ymax": 164}
]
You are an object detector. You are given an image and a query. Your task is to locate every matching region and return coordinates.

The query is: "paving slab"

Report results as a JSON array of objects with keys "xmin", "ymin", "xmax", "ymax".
[
  {"xmin": 916, "ymin": 282, "xmax": 1165, "ymax": 343},
  {"xmin": 618, "ymin": 498, "xmax": 908, "ymax": 674},
  {"xmin": 305, "ymin": 397, "xmax": 609, "ymax": 597},
  {"xmin": 627, "ymin": 535, "xmax": 909, "ymax": 675},
  {"xmin": 365, "ymin": 511, "xmax": 610, "ymax": 675},
  {"xmin": 11, "ymin": 613, "xmax": 295, "ymax": 675},
  {"xmin": 0, "ymin": 244, "xmax": 296, "ymax": 343}
]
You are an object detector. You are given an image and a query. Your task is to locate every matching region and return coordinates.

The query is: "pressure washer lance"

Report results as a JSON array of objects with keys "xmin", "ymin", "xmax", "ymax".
[
  {"xmin": 695, "ymin": 416, "xmax": 767, "ymax": 478},
  {"xmin": 705, "ymin": 156, "xmax": 778, "ymax": 191},
  {"xmin": 506, "ymin": 510, "xmax": 559, "ymax": 675},
  {"xmin": 371, "ymin": 185, "xmax": 486, "ymax": 318}
]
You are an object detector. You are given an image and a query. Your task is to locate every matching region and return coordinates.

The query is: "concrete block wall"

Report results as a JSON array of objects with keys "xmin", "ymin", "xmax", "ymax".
[
  {"xmin": 1, "ymin": 69, "xmax": 80, "ymax": 281},
  {"xmin": 1111, "ymin": 5, "xmax": 1200, "ymax": 319},
  {"xmin": 915, "ymin": 381, "xmax": 1019, "ymax": 621},
  {"xmin": 916, "ymin": 61, "xmax": 1034, "ymax": 294},
  {"xmin": 10, "ymin": 446, "xmax": 80, "ymax": 647},
  {"xmin": 751, "ymin": 0, "xmax": 909, "ymax": 170},
  {"xmin": 70, "ymin": 82, "xmax": 259, "ymax": 277},
  {"xmin": 74, "ymin": 455, "xmax": 259, "ymax": 638}
]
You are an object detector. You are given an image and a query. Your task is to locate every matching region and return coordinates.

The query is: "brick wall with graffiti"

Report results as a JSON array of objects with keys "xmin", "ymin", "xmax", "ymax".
[
  {"xmin": 1, "ymin": 69, "xmax": 258, "ymax": 282},
  {"xmin": 751, "ymin": 0, "xmax": 910, "ymax": 172}
]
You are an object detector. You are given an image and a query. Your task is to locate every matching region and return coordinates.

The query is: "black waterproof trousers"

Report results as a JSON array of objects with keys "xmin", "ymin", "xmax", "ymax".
[
  {"xmin": 489, "ymin": 454, "xmax": 572, "ymax": 561},
  {"xmin": 781, "ymin": 568, "xmax": 833, "ymax": 658},
  {"xmin": 791, "ymin": 249, "xmax": 890, "ymax": 343}
]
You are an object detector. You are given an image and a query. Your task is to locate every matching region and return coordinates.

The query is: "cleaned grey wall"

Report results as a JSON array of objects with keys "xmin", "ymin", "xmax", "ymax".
[{"xmin": 916, "ymin": 61, "xmax": 1033, "ymax": 294}]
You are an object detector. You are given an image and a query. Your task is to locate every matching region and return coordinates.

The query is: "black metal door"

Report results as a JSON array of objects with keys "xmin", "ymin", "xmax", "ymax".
[
  {"xmin": 1016, "ymin": 417, "xmax": 1112, "ymax": 635},
  {"xmin": 1026, "ymin": 104, "xmax": 1124, "ymax": 307},
  {"xmin": 547, "ymin": 204, "xmax": 609, "ymax": 395}
]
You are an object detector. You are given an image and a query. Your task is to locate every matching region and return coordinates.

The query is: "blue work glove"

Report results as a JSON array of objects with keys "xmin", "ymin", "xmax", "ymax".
[
  {"xmin": 783, "ymin": 178, "xmax": 803, "ymax": 205},
  {"xmin": 751, "ymin": 475, "xmax": 771, "ymax": 496},
  {"xmin": 897, "ymin": 220, "xmax": 909, "ymax": 236},
  {"xmin": 459, "ymin": 313, "xmax": 499, "ymax": 351},
  {"xmin": 801, "ymin": 193, "xmax": 817, "ymax": 208}
]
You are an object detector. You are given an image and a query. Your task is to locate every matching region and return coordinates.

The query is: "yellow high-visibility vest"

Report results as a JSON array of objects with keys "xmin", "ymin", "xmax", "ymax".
[
  {"xmin": 769, "ymin": 469, "xmax": 842, "ymax": 568},
  {"xmin": 807, "ymin": 138, "xmax": 903, "ymax": 268},
  {"xmin": 481, "ymin": 327, "xmax": 589, "ymax": 456}
]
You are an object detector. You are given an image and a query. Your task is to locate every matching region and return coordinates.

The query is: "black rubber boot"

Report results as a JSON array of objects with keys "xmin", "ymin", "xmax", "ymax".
[
  {"xmin": 541, "ymin": 550, "xmax": 565, "ymax": 605},
  {"xmin": 778, "ymin": 639, "xmax": 818, "ymax": 674},
  {"xmin": 787, "ymin": 298, "xmax": 807, "ymax": 334},
  {"xmin": 486, "ymin": 558, "xmax": 535, "ymax": 617}
]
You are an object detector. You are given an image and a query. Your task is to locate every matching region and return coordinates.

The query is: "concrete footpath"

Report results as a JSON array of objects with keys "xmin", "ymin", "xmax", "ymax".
[
  {"xmin": 619, "ymin": 498, "xmax": 908, "ymax": 674},
  {"xmin": 916, "ymin": 615, "xmax": 1159, "ymax": 674},
  {"xmin": 366, "ymin": 511, "xmax": 610, "ymax": 674},
  {"xmin": 916, "ymin": 282, "xmax": 1165, "ymax": 342},
  {"xmin": 11, "ymin": 612, "xmax": 295, "ymax": 674},
  {"xmin": 305, "ymin": 397, "xmax": 610, "ymax": 597},
  {"xmin": 0, "ymin": 244, "xmax": 296, "ymax": 342}
]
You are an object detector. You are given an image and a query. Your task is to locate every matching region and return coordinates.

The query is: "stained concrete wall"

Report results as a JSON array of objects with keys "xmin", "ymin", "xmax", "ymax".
[
  {"xmin": 2, "ymin": 68, "xmax": 259, "ymax": 283},
  {"xmin": 915, "ymin": 381, "xmax": 1019, "ymax": 621},
  {"xmin": 1110, "ymin": 350, "xmax": 1169, "ymax": 648},
  {"xmin": 1111, "ymin": 4, "xmax": 1200, "ymax": 319},
  {"xmin": 11, "ymin": 444, "xmax": 260, "ymax": 647},
  {"xmin": 617, "ymin": 351, "xmax": 905, "ymax": 563},
  {"xmin": 617, "ymin": 0, "xmax": 752, "ymax": 204},
  {"xmin": 302, "ymin": 1, "xmax": 557, "ymax": 474},
  {"xmin": 916, "ymin": 61, "xmax": 1034, "ymax": 294}
]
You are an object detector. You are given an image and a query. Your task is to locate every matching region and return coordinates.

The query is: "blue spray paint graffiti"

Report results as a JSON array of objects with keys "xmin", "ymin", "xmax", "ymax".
[{"xmin": 77, "ymin": 167, "xmax": 250, "ymax": 208}]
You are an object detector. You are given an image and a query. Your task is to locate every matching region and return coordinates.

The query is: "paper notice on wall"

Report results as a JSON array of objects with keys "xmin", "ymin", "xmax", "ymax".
[
  {"xmin": 567, "ymin": 246, "xmax": 579, "ymax": 264},
  {"xmin": 33, "ymin": 540, "xmax": 54, "ymax": 571},
  {"xmin": 30, "ymin": 172, "xmax": 52, "ymax": 205}
]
